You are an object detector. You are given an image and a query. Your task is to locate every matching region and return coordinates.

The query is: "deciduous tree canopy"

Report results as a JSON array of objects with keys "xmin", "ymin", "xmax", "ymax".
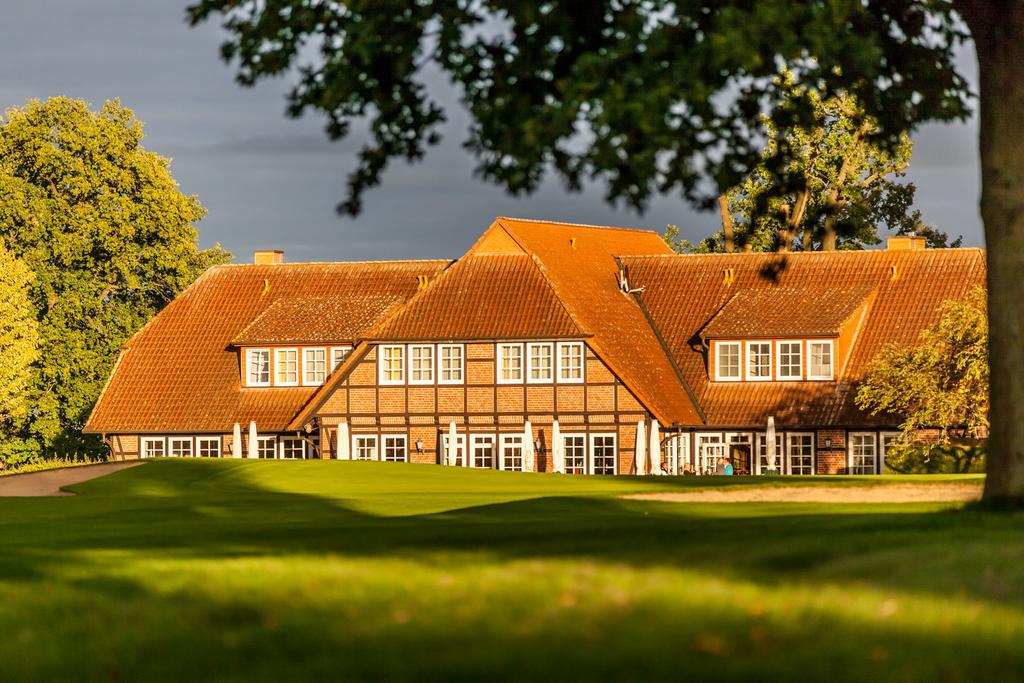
[
  {"xmin": 0, "ymin": 244, "xmax": 38, "ymax": 460},
  {"xmin": 857, "ymin": 287, "xmax": 988, "ymax": 465},
  {"xmin": 0, "ymin": 98, "xmax": 229, "ymax": 460}
]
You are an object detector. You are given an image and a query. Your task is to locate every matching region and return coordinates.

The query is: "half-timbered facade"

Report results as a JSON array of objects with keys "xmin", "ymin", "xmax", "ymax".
[{"xmin": 85, "ymin": 217, "xmax": 985, "ymax": 475}]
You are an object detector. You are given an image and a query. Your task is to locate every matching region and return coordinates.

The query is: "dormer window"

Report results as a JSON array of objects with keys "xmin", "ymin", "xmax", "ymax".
[
  {"xmin": 776, "ymin": 341, "xmax": 802, "ymax": 380},
  {"xmin": 714, "ymin": 341, "xmax": 741, "ymax": 381},
  {"xmin": 246, "ymin": 348, "xmax": 270, "ymax": 387},
  {"xmin": 808, "ymin": 340, "xmax": 834, "ymax": 380},
  {"xmin": 275, "ymin": 348, "xmax": 299, "ymax": 386},
  {"xmin": 746, "ymin": 342, "xmax": 771, "ymax": 381},
  {"xmin": 710, "ymin": 338, "xmax": 835, "ymax": 383}
]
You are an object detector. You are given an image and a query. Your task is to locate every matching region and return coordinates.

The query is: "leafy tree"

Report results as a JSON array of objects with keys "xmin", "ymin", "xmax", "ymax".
[
  {"xmin": 0, "ymin": 244, "xmax": 39, "ymax": 466},
  {"xmin": 664, "ymin": 74, "xmax": 959, "ymax": 254},
  {"xmin": 0, "ymin": 98, "xmax": 230, "ymax": 458},
  {"xmin": 187, "ymin": 0, "xmax": 1023, "ymax": 503},
  {"xmin": 856, "ymin": 287, "xmax": 988, "ymax": 472},
  {"xmin": 720, "ymin": 73, "xmax": 958, "ymax": 252}
]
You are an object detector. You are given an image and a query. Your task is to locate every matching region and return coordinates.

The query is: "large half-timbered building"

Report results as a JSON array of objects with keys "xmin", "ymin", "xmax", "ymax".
[{"xmin": 85, "ymin": 218, "xmax": 984, "ymax": 475}]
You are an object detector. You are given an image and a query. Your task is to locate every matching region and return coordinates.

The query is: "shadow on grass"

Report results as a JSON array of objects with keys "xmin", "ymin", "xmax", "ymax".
[{"xmin": 0, "ymin": 459, "xmax": 1019, "ymax": 682}]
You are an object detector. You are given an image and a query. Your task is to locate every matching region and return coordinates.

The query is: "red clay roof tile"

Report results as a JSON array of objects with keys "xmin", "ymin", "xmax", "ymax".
[
  {"xmin": 84, "ymin": 260, "xmax": 449, "ymax": 434},
  {"xmin": 624, "ymin": 248, "xmax": 986, "ymax": 427}
]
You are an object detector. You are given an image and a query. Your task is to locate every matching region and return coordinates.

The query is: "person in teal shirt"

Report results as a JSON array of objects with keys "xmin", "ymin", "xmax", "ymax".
[{"xmin": 724, "ymin": 458, "xmax": 735, "ymax": 476}]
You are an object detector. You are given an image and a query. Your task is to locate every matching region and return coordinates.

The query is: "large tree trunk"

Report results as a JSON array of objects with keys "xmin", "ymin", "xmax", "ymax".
[{"xmin": 961, "ymin": 0, "xmax": 1024, "ymax": 502}]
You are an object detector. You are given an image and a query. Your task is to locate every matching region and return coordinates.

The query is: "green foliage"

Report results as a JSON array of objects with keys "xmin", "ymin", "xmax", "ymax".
[
  {"xmin": 0, "ymin": 98, "xmax": 230, "ymax": 460},
  {"xmin": 0, "ymin": 245, "xmax": 37, "ymax": 421},
  {"xmin": 186, "ymin": 1, "xmax": 970, "ymax": 217},
  {"xmin": 884, "ymin": 443, "xmax": 985, "ymax": 475},
  {"xmin": 716, "ymin": 72, "xmax": 959, "ymax": 252},
  {"xmin": 857, "ymin": 287, "xmax": 988, "ymax": 454}
]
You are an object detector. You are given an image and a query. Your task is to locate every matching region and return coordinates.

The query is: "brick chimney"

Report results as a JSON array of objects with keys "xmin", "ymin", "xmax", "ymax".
[
  {"xmin": 886, "ymin": 235, "xmax": 926, "ymax": 251},
  {"xmin": 254, "ymin": 250, "xmax": 284, "ymax": 265}
]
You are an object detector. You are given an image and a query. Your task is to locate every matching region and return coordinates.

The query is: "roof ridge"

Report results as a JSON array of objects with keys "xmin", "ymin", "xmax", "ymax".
[
  {"xmin": 620, "ymin": 247, "xmax": 986, "ymax": 259},
  {"xmin": 496, "ymin": 216, "xmax": 658, "ymax": 235},
  {"xmin": 216, "ymin": 258, "xmax": 453, "ymax": 268}
]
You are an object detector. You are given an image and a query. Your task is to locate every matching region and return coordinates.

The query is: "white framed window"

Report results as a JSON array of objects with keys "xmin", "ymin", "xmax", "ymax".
[
  {"xmin": 848, "ymin": 432, "xmax": 877, "ymax": 475},
  {"xmin": 665, "ymin": 433, "xmax": 690, "ymax": 475},
  {"xmin": 169, "ymin": 437, "xmax": 193, "ymax": 458},
  {"xmin": 500, "ymin": 434, "xmax": 524, "ymax": 471},
  {"xmin": 746, "ymin": 341, "xmax": 772, "ymax": 381},
  {"xmin": 197, "ymin": 436, "xmax": 221, "ymax": 458},
  {"xmin": 562, "ymin": 434, "xmax": 586, "ymax": 474},
  {"xmin": 275, "ymin": 348, "xmax": 299, "ymax": 386},
  {"xmin": 590, "ymin": 433, "xmax": 617, "ymax": 475},
  {"xmin": 382, "ymin": 434, "xmax": 408, "ymax": 462},
  {"xmin": 279, "ymin": 437, "xmax": 306, "ymax": 460},
  {"xmin": 331, "ymin": 346, "xmax": 353, "ymax": 370},
  {"xmin": 557, "ymin": 342, "xmax": 584, "ymax": 382},
  {"xmin": 776, "ymin": 341, "xmax": 803, "ymax": 380},
  {"xmin": 755, "ymin": 434, "xmax": 784, "ymax": 475},
  {"xmin": 788, "ymin": 433, "xmax": 815, "ymax": 475},
  {"xmin": 714, "ymin": 341, "xmax": 741, "ymax": 381},
  {"xmin": 353, "ymin": 435, "xmax": 378, "ymax": 461},
  {"xmin": 442, "ymin": 433, "xmax": 467, "ymax": 467},
  {"xmin": 302, "ymin": 348, "xmax": 327, "ymax": 385},
  {"xmin": 408, "ymin": 344, "xmax": 435, "ymax": 384},
  {"xmin": 527, "ymin": 342, "xmax": 554, "ymax": 383},
  {"xmin": 880, "ymin": 432, "xmax": 900, "ymax": 472},
  {"xmin": 141, "ymin": 437, "xmax": 166, "ymax": 458},
  {"xmin": 246, "ymin": 348, "xmax": 271, "ymax": 387},
  {"xmin": 808, "ymin": 340, "xmax": 834, "ymax": 380},
  {"xmin": 256, "ymin": 435, "xmax": 277, "ymax": 459},
  {"xmin": 439, "ymin": 344, "xmax": 465, "ymax": 384},
  {"xmin": 378, "ymin": 345, "xmax": 405, "ymax": 385},
  {"xmin": 470, "ymin": 434, "xmax": 496, "ymax": 469},
  {"xmin": 697, "ymin": 433, "xmax": 726, "ymax": 474},
  {"xmin": 497, "ymin": 343, "xmax": 524, "ymax": 383}
]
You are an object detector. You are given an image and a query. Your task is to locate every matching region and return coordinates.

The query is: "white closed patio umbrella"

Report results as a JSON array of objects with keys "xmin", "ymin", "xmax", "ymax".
[
  {"xmin": 635, "ymin": 420, "xmax": 647, "ymax": 476},
  {"xmin": 231, "ymin": 423, "xmax": 242, "ymax": 458},
  {"xmin": 551, "ymin": 420, "xmax": 564, "ymax": 474},
  {"xmin": 336, "ymin": 421, "xmax": 350, "ymax": 460},
  {"xmin": 523, "ymin": 420, "xmax": 535, "ymax": 472},
  {"xmin": 766, "ymin": 416, "xmax": 777, "ymax": 474},
  {"xmin": 649, "ymin": 419, "xmax": 662, "ymax": 476},
  {"xmin": 447, "ymin": 422, "xmax": 458, "ymax": 466},
  {"xmin": 247, "ymin": 420, "xmax": 258, "ymax": 459}
]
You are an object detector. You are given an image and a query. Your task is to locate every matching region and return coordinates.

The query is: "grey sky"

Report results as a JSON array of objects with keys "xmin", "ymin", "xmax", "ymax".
[{"xmin": 0, "ymin": 1, "xmax": 983, "ymax": 263}]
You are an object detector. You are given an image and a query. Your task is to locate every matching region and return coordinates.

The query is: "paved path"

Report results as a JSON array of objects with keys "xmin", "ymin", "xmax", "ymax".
[
  {"xmin": 624, "ymin": 483, "xmax": 983, "ymax": 504},
  {"xmin": 0, "ymin": 462, "xmax": 142, "ymax": 497}
]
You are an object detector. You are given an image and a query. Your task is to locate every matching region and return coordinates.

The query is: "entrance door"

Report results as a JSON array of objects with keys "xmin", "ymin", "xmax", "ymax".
[{"xmin": 726, "ymin": 433, "xmax": 752, "ymax": 475}]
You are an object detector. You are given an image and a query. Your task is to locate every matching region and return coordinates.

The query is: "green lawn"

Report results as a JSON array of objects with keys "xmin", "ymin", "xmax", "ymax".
[{"xmin": 0, "ymin": 460, "xmax": 1018, "ymax": 682}]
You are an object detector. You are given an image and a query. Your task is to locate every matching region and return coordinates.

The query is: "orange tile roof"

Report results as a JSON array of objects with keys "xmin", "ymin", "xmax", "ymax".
[
  {"xmin": 624, "ymin": 248, "xmax": 986, "ymax": 427},
  {"xmin": 234, "ymin": 294, "xmax": 406, "ymax": 345},
  {"xmin": 369, "ymin": 253, "xmax": 583, "ymax": 340},
  {"xmin": 84, "ymin": 260, "xmax": 449, "ymax": 434},
  {"xmin": 489, "ymin": 217, "xmax": 704, "ymax": 426},
  {"xmin": 701, "ymin": 284, "xmax": 876, "ymax": 339}
]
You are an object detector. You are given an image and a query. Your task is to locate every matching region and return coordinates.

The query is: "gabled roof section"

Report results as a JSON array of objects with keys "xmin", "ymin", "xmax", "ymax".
[
  {"xmin": 234, "ymin": 293, "xmax": 406, "ymax": 345},
  {"xmin": 701, "ymin": 284, "xmax": 876, "ymax": 339},
  {"xmin": 370, "ymin": 252, "xmax": 583, "ymax": 340},
  {"xmin": 491, "ymin": 217, "xmax": 703, "ymax": 426},
  {"xmin": 624, "ymin": 248, "xmax": 986, "ymax": 427},
  {"xmin": 85, "ymin": 260, "xmax": 449, "ymax": 434}
]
